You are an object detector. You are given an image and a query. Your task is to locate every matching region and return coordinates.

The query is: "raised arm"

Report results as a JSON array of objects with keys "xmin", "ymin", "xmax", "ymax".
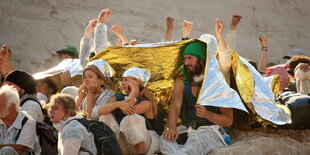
[
  {"xmin": 94, "ymin": 8, "xmax": 112, "ymax": 52},
  {"xmin": 0, "ymin": 44, "xmax": 14, "ymax": 76},
  {"xmin": 215, "ymin": 18, "xmax": 231, "ymax": 85},
  {"xmin": 164, "ymin": 16, "xmax": 174, "ymax": 41},
  {"xmin": 111, "ymin": 24, "xmax": 129, "ymax": 46},
  {"xmin": 225, "ymin": 15, "xmax": 242, "ymax": 50},
  {"xmin": 80, "ymin": 19, "xmax": 97, "ymax": 67},
  {"xmin": 258, "ymin": 35, "xmax": 268, "ymax": 73},
  {"xmin": 182, "ymin": 20, "xmax": 193, "ymax": 40}
]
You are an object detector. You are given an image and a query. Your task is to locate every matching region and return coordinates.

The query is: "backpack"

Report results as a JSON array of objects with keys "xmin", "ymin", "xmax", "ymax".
[
  {"xmin": 277, "ymin": 91, "xmax": 310, "ymax": 129},
  {"xmin": 17, "ymin": 116, "xmax": 58, "ymax": 155},
  {"xmin": 69, "ymin": 118, "xmax": 122, "ymax": 155},
  {"xmin": 20, "ymin": 95, "xmax": 52, "ymax": 126}
]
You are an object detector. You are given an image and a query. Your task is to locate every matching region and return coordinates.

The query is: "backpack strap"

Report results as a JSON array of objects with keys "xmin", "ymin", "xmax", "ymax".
[
  {"xmin": 15, "ymin": 116, "xmax": 29, "ymax": 143},
  {"xmin": 20, "ymin": 96, "xmax": 44, "ymax": 114}
]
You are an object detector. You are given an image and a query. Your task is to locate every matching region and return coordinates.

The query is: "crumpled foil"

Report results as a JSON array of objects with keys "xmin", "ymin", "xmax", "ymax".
[
  {"xmin": 86, "ymin": 59, "xmax": 115, "ymax": 78},
  {"xmin": 33, "ymin": 59, "xmax": 83, "ymax": 91},
  {"xmin": 197, "ymin": 49, "xmax": 248, "ymax": 113},
  {"xmin": 91, "ymin": 40, "xmax": 193, "ymax": 104},
  {"xmin": 231, "ymin": 51, "xmax": 291, "ymax": 125},
  {"xmin": 122, "ymin": 67, "xmax": 151, "ymax": 87},
  {"xmin": 264, "ymin": 75, "xmax": 280, "ymax": 98}
]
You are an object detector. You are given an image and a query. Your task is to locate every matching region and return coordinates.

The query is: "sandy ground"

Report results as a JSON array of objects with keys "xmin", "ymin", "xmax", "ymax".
[{"xmin": 210, "ymin": 128, "xmax": 310, "ymax": 155}]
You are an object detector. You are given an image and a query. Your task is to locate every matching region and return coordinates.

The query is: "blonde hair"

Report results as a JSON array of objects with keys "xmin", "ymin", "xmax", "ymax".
[{"xmin": 140, "ymin": 86, "xmax": 158, "ymax": 117}]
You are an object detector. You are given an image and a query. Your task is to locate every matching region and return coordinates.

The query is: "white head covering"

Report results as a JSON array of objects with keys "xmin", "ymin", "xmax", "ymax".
[
  {"xmin": 86, "ymin": 59, "xmax": 115, "ymax": 78},
  {"xmin": 122, "ymin": 67, "xmax": 151, "ymax": 87},
  {"xmin": 199, "ymin": 34, "xmax": 218, "ymax": 54},
  {"xmin": 61, "ymin": 86, "xmax": 79, "ymax": 99}
]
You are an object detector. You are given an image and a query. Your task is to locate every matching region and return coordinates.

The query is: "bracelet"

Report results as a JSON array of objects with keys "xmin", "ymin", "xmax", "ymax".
[
  {"xmin": 261, "ymin": 47, "xmax": 268, "ymax": 51},
  {"xmin": 182, "ymin": 37, "xmax": 190, "ymax": 40}
]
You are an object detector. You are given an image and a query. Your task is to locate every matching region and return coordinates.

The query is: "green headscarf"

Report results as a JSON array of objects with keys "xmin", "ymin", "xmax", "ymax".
[{"xmin": 182, "ymin": 41, "xmax": 207, "ymax": 83}]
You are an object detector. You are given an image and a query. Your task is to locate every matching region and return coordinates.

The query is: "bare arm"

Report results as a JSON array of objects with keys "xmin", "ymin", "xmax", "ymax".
[
  {"xmin": 162, "ymin": 77, "xmax": 184, "ymax": 142},
  {"xmin": 195, "ymin": 105, "xmax": 233, "ymax": 127},
  {"xmin": 111, "ymin": 25, "xmax": 128, "ymax": 45},
  {"xmin": 182, "ymin": 20, "xmax": 193, "ymax": 39},
  {"xmin": 164, "ymin": 16, "xmax": 174, "ymax": 41},
  {"xmin": 258, "ymin": 35, "xmax": 268, "ymax": 73}
]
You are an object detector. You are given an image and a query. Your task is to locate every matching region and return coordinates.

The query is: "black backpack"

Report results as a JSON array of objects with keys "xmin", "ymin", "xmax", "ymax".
[
  {"xmin": 69, "ymin": 118, "xmax": 122, "ymax": 155},
  {"xmin": 17, "ymin": 116, "xmax": 58, "ymax": 155}
]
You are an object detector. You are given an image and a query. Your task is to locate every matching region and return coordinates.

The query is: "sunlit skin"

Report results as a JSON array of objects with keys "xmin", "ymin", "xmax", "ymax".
[
  {"xmin": 0, "ymin": 93, "xmax": 9, "ymax": 118},
  {"xmin": 120, "ymin": 77, "xmax": 140, "ymax": 95},
  {"xmin": 48, "ymin": 102, "xmax": 67, "ymax": 124},
  {"xmin": 83, "ymin": 70, "xmax": 103, "ymax": 90},
  {"xmin": 184, "ymin": 54, "xmax": 198, "ymax": 72}
]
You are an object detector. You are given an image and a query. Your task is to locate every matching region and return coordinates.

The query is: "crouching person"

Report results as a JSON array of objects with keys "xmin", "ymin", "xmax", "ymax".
[
  {"xmin": 0, "ymin": 85, "xmax": 41, "ymax": 155},
  {"xmin": 98, "ymin": 67, "xmax": 159, "ymax": 155},
  {"xmin": 48, "ymin": 94, "xmax": 97, "ymax": 155}
]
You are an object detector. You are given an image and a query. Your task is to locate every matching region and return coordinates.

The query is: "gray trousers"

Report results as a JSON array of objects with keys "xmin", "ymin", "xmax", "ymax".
[
  {"xmin": 0, "ymin": 146, "xmax": 19, "ymax": 155},
  {"xmin": 160, "ymin": 127, "xmax": 224, "ymax": 155}
]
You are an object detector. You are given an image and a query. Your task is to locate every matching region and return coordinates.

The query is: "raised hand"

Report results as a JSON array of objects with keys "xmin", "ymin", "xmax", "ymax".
[
  {"xmin": 111, "ymin": 24, "xmax": 128, "ymax": 45},
  {"xmin": 230, "ymin": 15, "xmax": 242, "ymax": 30},
  {"xmin": 84, "ymin": 19, "xmax": 97, "ymax": 37},
  {"xmin": 98, "ymin": 8, "xmax": 111, "ymax": 23},
  {"xmin": 182, "ymin": 20, "xmax": 193, "ymax": 39},
  {"xmin": 259, "ymin": 35, "xmax": 268, "ymax": 49}
]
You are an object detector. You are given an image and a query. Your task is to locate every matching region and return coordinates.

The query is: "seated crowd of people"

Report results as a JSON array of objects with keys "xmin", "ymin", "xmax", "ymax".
[{"xmin": 0, "ymin": 8, "xmax": 309, "ymax": 155}]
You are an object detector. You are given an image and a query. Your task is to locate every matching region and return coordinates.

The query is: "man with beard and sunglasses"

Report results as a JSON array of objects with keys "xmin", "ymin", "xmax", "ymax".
[{"xmin": 160, "ymin": 18, "xmax": 233, "ymax": 155}]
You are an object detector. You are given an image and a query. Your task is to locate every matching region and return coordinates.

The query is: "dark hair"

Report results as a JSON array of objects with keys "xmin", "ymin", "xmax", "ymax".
[
  {"xmin": 288, "ymin": 56, "xmax": 310, "ymax": 76},
  {"xmin": 37, "ymin": 78, "xmax": 58, "ymax": 94},
  {"xmin": 49, "ymin": 94, "xmax": 76, "ymax": 116}
]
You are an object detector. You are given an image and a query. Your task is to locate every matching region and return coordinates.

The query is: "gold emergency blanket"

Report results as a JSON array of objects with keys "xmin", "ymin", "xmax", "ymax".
[
  {"xmin": 231, "ymin": 51, "xmax": 291, "ymax": 125},
  {"xmin": 33, "ymin": 59, "xmax": 83, "ymax": 91},
  {"xmin": 197, "ymin": 48, "xmax": 248, "ymax": 113},
  {"xmin": 91, "ymin": 40, "xmax": 193, "ymax": 104}
]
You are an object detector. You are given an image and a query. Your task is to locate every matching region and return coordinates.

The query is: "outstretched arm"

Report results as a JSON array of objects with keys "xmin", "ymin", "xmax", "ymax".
[
  {"xmin": 80, "ymin": 19, "xmax": 97, "ymax": 67},
  {"xmin": 182, "ymin": 20, "xmax": 193, "ymax": 40},
  {"xmin": 226, "ymin": 15, "xmax": 242, "ymax": 50},
  {"xmin": 94, "ymin": 8, "xmax": 112, "ymax": 52},
  {"xmin": 215, "ymin": 18, "xmax": 231, "ymax": 85},
  {"xmin": 258, "ymin": 35, "xmax": 268, "ymax": 73},
  {"xmin": 164, "ymin": 16, "xmax": 174, "ymax": 41},
  {"xmin": 111, "ymin": 24, "xmax": 129, "ymax": 45}
]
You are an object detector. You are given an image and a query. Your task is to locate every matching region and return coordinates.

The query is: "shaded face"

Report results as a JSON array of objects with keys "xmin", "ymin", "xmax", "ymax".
[
  {"xmin": 0, "ymin": 93, "xmax": 10, "ymax": 119},
  {"xmin": 3, "ymin": 82, "xmax": 23, "ymax": 96},
  {"xmin": 36, "ymin": 81, "xmax": 52, "ymax": 96},
  {"xmin": 83, "ymin": 70, "xmax": 102, "ymax": 87},
  {"xmin": 184, "ymin": 55, "xmax": 204, "ymax": 78},
  {"xmin": 58, "ymin": 53, "xmax": 74, "ymax": 62},
  {"xmin": 184, "ymin": 55, "xmax": 198, "ymax": 72},
  {"xmin": 121, "ymin": 77, "xmax": 140, "ymax": 94},
  {"xmin": 48, "ymin": 102, "xmax": 66, "ymax": 123}
]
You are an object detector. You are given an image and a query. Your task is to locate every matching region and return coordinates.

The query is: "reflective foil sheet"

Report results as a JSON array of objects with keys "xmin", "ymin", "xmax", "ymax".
[
  {"xmin": 197, "ymin": 50, "xmax": 248, "ymax": 113},
  {"xmin": 91, "ymin": 39, "xmax": 193, "ymax": 104},
  {"xmin": 263, "ymin": 75, "xmax": 280, "ymax": 98},
  {"xmin": 238, "ymin": 55, "xmax": 291, "ymax": 125},
  {"xmin": 122, "ymin": 67, "xmax": 151, "ymax": 87},
  {"xmin": 33, "ymin": 59, "xmax": 83, "ymax": 91},
  {"xmin": 86, "ymin": 59, "xmax": 115, "ymax": 78}
]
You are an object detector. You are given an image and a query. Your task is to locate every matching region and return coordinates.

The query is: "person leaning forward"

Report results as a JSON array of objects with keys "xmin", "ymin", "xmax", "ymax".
[{"xmin": 160, "ymin": 18, "xmax": 234, "ymax": 155}]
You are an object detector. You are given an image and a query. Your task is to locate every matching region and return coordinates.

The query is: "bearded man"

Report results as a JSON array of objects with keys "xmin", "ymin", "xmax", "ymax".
[{"xmin": 160, "ymin": 18, "xmax": 234, "ymax": 155}]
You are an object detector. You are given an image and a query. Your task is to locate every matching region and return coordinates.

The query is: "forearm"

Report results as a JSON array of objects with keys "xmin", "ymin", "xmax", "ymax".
[
  {"xmin": 75, "ymin": 96, "xmax": 84, "ymax": 111},
  {"xmin": 225, "ymin": 29, "xmax": 237, "ymax": 50},
  {"xmin": 0, "ymin": 144, "xmax": 26, "ymax": 154},
  {"xmin": 86, "ymin": 94, "xmax": 96, "ymax": 119},
  {"xmin": 79, "ymin": 37, "xmax": 93, "ymax": 67},
  {"xmin": 97, "ymin": 102, "xmax": 119, "ymax": 115},
  {"xmin": 258, "ymin": 50, "xmax": 268, "ymax": 73},
  {"xmin": 167, "ymin": 106, "xmax": 180, "ymax": 130},
  {"xmin": 94, "ymin": 23, "xmax": 110, "ymax": 52},
  {"xmin": 205, "ymin": 110, "xmax": 233, "ymax": 127},
  {"xmin": 165, "ymin": 29, "xmax": 173, "ymax": 41}
]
